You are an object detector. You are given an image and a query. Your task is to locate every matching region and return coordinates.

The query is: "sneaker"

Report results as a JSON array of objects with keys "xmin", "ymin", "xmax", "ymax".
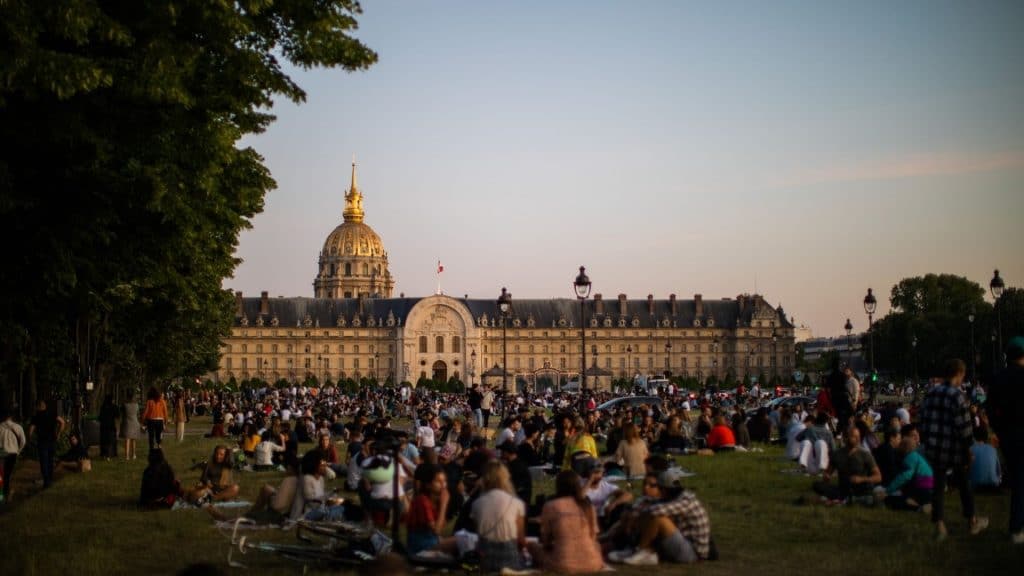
[
  {"xmin": 607, "ymin": 548, "xmax": 635, "ymax": 563},
  {"xmin": 623, "ymin": 549, "xmax": 659, "ymax": 566},
  {"xmin": 970, "ymin": 516, "xmax": 989, "ymax": 536},
  {"xmin": 1011, "ymin": 531, "xmax": 1024, "ymax": 545}
]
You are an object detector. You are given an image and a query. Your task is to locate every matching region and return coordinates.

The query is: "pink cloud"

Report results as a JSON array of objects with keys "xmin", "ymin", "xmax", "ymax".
[{"xmin": 789, "ymin": 149, "xmax": 1024, "ymax": 187}]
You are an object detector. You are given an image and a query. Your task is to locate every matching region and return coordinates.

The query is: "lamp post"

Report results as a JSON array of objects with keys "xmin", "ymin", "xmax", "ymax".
[
  {"xmin": 316, "ymin": 354, "xmax": 322, "ymax": 385},
  {"xmin": 771, "ymin": 329, "xmax": 778, "ymax": 381},
  {"xmin": 991, "ymin": 269, "xmax": 1005, "ymax": 368},
  {"xmin": 911, "ymin": 333, "xmax": 918, "ymax": 391},
  {"xmin": 864, "ymin": 288, "xmax": 877, "ymax": 373},
  {"xmin": 968, "ymin": 308, "xmax": 976, "ymax": 385},
  {"xmin": 844, "ymin": 318, "xmax": 853, "ymax": 365},
  {"xmin": 497, "ymin": 287, "xmax": 512, "ymax": 392},
  {"xmin": 374, "ymin": 351, "xmax": 380, "ymax": 384},
  {"xmin": 573, "ymin": 266, "xmax": 592, "ymax": 410},
  {"xmin": 470, "ymin": 349, "xmax": 477, "ymax": 387},
  {"xmin": 664, "ymin": 341, "xmax": 672, "ymax": 378},
  {"xmin": 626, "ymin": 345, "xmax": 632, "ymax": 382},
  {"xmin": 262, "ymin": 360, "xmax": 269, "ymax": 384}
]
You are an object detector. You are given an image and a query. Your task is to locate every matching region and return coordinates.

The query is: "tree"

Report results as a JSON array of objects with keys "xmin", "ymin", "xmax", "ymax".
[
  {"xmin": 0, "ymin": 1, "xmax": 376, "ymax": 416},
  {"xmin": 871, "ymin": 274, "xmax": 997, "ymax": 381}
]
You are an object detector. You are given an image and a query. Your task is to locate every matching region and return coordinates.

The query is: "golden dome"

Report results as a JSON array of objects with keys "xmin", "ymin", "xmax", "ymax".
[{"xmin": 321, "ymin": 221, "xmax": 387, "ymax": 258}]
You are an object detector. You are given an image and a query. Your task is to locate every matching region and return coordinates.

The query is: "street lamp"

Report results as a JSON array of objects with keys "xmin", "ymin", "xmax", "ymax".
[
  {"xmin": 664, "ymin": 341, "xmax": 672, "ymax": 378},
  {"xmin": 864, "ymin": 288, "xmax": 877, "ymax": 373},
  {"xmin": 573, "ymin": 266, "xmax": 592, "ymax": 409},
  {"xmin": 991, "ymin": 269, "xmax": 1005, "ymax": 367},
  {"xmin": 470, "ymin": 349, "xmax": 477, "ymax": 387},
  {"xmin": 844, "ymin": 318, "xmax": 853, "ymax": 365},
  {"xmin": 626, "ymin": 345, "xmax": 632, "ymax": 381},
  {"xmin": 911, "ymin": 334, "xmax": 918, "ymax": 400},
  {"xmin": 968, "ymin": 308, "xmax": 976, "ymax": 384},
  {"xmin": 771, "ymin": 329, "xmax": 778, "ymax": 380},
  {"xmin": 316, "ymin": 354, "xmax": 322, "ymax": 385},
  {"xmin": 374, "ymin": 351, "xmax": 380, "ymax": 384},
  {"xmin": 497, "ymin": 287, "xmax": 512, "ymax": 392}
]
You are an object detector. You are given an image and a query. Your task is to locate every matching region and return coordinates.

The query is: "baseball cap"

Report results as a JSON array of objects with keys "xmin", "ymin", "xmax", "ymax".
[
  {"xmin": 656, "ymin": 468, "xmax": 686, "ymax": 489},
  {"xmin": 572, "ymin": 455, "xmax": 602, "ymax": 477}
]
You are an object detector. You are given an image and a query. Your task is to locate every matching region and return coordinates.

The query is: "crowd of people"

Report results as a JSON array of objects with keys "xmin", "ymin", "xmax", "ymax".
[{"xmin": 0, "ymin": 335, "xmax": 1022, "ymax": 570}]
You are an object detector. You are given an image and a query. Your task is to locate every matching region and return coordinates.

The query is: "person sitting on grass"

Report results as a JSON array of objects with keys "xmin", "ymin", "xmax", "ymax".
[
  {"xmin": 405, "ymin": 463, "xmax": 457, "ymax": 557},
  {"xmin": 812, "ymin": 425, "xmax": 881, "ymax": 505},
  {"xmin": 576, "ymin": 456, "xmax": 633, "ymax": 530},
  {"xmin": 208, "ymin": 455, "xmax": 300, "ymax": 524},
  {"xmin": 797, "ymin": 413, "xmax": 836, "ymax": 475},
  {"xmin": 187, "ymin": 445, "xmax": 240, "ymax": 505},
  {"xmin": 969, "ymin": 427, "xmax": 1002, "ymax": 491},
  {"xmin": 706, "ymin": 415, "xmax": 737, "ymax": 452},
  {"xmin": 253, "ymin": 430, "xmax": 286, "ymax": 471},
  {"xmin": 883, "ymin": 424, "xmax": 934, "ymax": 512},
  {"xmin": 873, "ymin": 426, "xmax": 903, "ymax": 486},
  {"xmin": 608, "ymin": 469, "xmax": 712, "ymax": 566},
  {"xmin": 139, "ymin": 448, "xmax": 182, "ymax": 509},
  {"xmin": 295, "ymin": 449, "xmax": 348, "ymax": 522},
  {"xmin": 525, "ymin": 470, "xmax": 605, "ymax": 574},
  {"xmin": 56, "ymin": 432, "xmax": 90, "ymax": 472}
]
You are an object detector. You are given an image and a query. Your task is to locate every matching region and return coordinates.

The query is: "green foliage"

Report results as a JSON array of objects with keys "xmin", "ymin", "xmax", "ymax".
[
  {"xmin": 871, "ymin": 274, "xmax": 997, "ymax": 380},
  {"xmin": 0, "ymin": 1, "xmax": 376, "ymax": 409}
]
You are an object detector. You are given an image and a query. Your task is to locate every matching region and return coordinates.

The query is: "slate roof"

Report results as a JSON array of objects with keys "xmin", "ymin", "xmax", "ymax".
[{"xmin": 234, "ymin": 294, "xmax": 792, "ymax": 330}]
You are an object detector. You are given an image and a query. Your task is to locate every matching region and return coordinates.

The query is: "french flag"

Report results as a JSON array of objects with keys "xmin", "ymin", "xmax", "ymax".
[{"xmin": 437, "ymin": 261, "xmax": 444, "ymax": 274}]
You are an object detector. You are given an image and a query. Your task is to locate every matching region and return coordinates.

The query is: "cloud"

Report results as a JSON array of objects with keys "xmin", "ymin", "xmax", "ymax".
[{"xmin": 786, "ymin": 149, "xmax": 1024, "ymax": 188}]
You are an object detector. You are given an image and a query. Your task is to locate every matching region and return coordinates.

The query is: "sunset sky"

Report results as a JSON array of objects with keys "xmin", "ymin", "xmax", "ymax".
[{"xmin": 226, "ymin": 0, "xmax": 1024, "ymax": 337}]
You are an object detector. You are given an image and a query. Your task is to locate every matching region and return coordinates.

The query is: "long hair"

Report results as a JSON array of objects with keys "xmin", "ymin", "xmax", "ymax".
[
  {"xmin": 623, "ymin": 423, "xmax": 639, "ymax": 443},
  {"xmin": 481, "ymin": 460, "xmax": 514, "ymax": 495},
  {"xmin": 147, "ymin": 386, "xmax": 160, "ymax": 401},
  {"xmin": 554, "ymin": 470, "xmax": 595, "ymax": 533}
]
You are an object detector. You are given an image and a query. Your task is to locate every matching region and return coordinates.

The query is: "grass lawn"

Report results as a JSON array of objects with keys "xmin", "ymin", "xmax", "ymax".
[{"xmin": 1, "ymin": 418, "xmax": 1021, "ymax": 575}]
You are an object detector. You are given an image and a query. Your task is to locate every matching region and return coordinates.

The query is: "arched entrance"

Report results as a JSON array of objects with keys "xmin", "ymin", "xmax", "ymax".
[{"xmin": 432, "ymin": 360, "xmax": 448, "ymax": 383}]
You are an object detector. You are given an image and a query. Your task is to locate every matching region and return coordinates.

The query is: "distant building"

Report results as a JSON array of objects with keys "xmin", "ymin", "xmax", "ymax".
[
  {"xmin": 213, "ymin": 163, "xmax": 797, "ymax": 389},
  {"xmin": 793, "ymin": 324, "xmax": 813, "ymax": 343},
  {"xmin": 801, "ymin": 335, "xmax": 866, "ymax": 371}
]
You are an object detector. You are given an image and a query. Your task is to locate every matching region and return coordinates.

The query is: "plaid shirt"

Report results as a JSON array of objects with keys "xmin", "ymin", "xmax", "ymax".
[
  {"xmin": 647, "ymin": 490, "xmax": 711, "ymax": 559},
  {"xmin": 920, "ymin": 382, "xmax": 971, "ymax": 471}
]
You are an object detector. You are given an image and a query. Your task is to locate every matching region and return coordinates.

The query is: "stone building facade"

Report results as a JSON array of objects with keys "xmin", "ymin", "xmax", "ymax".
[{"xmin": 213, "ymin": 163, "xmax": 795, "ymax": 389}]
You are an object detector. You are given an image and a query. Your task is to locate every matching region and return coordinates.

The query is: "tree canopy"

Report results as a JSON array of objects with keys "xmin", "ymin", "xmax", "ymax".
[
  {"xmin": 867, "ymin": 274, "xmax": 1011, "ymax": 382},
  {"xmin": 0, "ymin": 1, "xmax": 376, "ymax": 415}
]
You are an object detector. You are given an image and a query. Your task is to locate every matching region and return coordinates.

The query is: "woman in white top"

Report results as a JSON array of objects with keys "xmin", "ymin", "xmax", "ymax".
[{"xmin": 470, "ymin": 460, "xmax": 525, "ymax": 573}]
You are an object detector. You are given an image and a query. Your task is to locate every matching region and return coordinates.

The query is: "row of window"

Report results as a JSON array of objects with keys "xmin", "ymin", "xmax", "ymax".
[
  {"xmin": 479, "ymin": 342, "xmax": 790, "ymax": 354},
  {"xmin": 474, "ymin": 355, "xmax": 791, "ymax": 371},
  {"xmin": 417, "ymin": 335, "xmax": 461, "ymax": 354},
  {"xmin": 226, "ymin": 357, "xmax": 397, "ymax": 370},
  {"xmin": 227, "ymin": 343, "xmax": 396, "ymax": 354}
]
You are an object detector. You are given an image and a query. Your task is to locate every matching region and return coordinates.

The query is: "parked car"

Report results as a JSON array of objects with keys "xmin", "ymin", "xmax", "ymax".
[
  {"xmin": 762, "ymin": 395, "xmax": 816, "ymax": 411},
  {"xmin": 595, "ymin": 396, "xmax": 664, "ymax": 413}
]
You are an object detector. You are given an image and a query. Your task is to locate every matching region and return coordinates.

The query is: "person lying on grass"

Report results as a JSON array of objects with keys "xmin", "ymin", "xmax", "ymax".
[
  {"xmin": 186, "ymin": 445, "xmax": 240, "ymax": 505},
  {"xmin": 206, "ymin": 455, "xmax": 300, "ymax": 524}
]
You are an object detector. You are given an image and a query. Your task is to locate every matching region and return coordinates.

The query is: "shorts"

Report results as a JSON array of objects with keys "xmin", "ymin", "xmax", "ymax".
[
  {"xmin": 658, "ymin": 529, "xmax": 698, "ymax": 564},
  {"xmin": 407, "ymin": 530, "xmax": 440, "ymax": 556}
]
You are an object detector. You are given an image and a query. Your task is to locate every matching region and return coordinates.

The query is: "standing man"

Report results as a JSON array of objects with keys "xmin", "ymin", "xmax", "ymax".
[
  {"xmin": 481, "ymin": 386, "xmax": 495, "ymax": 430},
  {"xmin": 27, "ymin": 399, "xmax": 65, "ymax": 489},
  {"xmin": 921, "ymin": 358, "xmax": 988, "ymax": 540},
  {"xmin": 989, "ymin": 336, "xmax": 1024, "ymax": 544},
  {"xmin": 0, "ymin": 408, "xmax": 27, "ymax": 502},
  {"xmin": 468, "ymin": 384, "xmax": 483, "ymax": 430}
]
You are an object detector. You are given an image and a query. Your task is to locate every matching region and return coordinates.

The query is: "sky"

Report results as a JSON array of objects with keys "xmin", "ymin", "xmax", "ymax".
[{"xmin": 226, "ymin": 0, "xmax": 1024, "ymax": 338}]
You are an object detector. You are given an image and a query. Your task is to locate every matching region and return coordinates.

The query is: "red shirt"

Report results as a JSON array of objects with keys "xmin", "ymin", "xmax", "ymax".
[
  {"xmin": 707, "ymin": 424, "xmax": 736, "ymax": 449},
  {"xmin": 406, "ymin": 494, "xmax": 437, "ymax": 533}
]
